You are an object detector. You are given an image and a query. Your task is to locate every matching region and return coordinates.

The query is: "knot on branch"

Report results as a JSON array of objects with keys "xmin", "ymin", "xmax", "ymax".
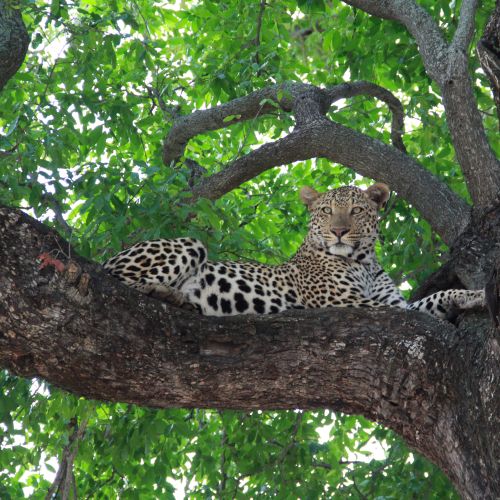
[
  {"xmin": 38, "ymin": 254, "xmax": 92, "ymax": 305},
  {"xmin": 293, "ymin": 91, "xmax": 330, "ymax": 128}
]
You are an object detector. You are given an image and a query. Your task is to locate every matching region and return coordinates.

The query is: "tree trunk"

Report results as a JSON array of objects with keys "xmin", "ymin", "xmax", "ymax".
[{"xmin": 0, "ymin": 206, "xmax": 498, "ymax": 499}]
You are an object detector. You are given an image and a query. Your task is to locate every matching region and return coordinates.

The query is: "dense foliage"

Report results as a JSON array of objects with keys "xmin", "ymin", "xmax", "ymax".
[{"xmin": 1, "ymin": 0, "xmax": 497, "ymax": 497}]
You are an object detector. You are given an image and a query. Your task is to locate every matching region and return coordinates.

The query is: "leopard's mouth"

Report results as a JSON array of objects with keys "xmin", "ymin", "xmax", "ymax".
[{"xmin": 328, "ymin": 242, "xmax": 354, "ymax": 257}]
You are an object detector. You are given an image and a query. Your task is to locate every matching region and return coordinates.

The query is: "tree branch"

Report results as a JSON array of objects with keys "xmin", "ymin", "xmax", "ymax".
[
  {"xmin": 325, "ymin": 81, "xmax": 407, "ymax": 153},
  {"xmin": 42, "ymin": 194, "xmax": 74, "ymax": 237},
  {"xmin": 45, "ymin": 416, "xmax": 89, "ymax": 500},
  {"xmin": 342, "ymin": 0, "xmax": 449, "ymax": 82},
  {"xmin": 190, "ymin": 115, "xmax": 468, "ymax": 245},
  {"xmin": 163, "ymin": 81, "xmax": 470, "ymax": 243},
  {"xmin": 0, "ymin": 206, "xmax": 497, "ymax": 500},
  {"xmin": 341, "ymin": 0, "xmax": 500, "ymax": 209},
  {"xmin": 0, "ymin": 1, "xmax": 30, "ymax": 91},
  {"xmin": 253, "ymin": 0, "xmax": 266, "ymax": 68},
  {"xmin": 451, "ymin": 0, "xmax": 479, "ymax": 53},
  {"xmin": 162, "ymin": 81, "xmax": 406, "ymax": 164},
  {"xmin": 477, "ymin": 1, "xmax": 500, "ymax": 127}
]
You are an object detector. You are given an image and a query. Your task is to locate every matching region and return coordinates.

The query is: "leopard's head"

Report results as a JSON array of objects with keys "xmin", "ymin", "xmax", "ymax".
[{"xmin": 300, "ymin": 183, "xmax": 390, "ymax": 259}]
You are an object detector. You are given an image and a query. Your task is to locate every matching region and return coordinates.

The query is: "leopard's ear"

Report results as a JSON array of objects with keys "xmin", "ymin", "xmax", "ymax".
[
  {"xmin": 365, "ymin": 183, "xmax": 390, "ymax": 209},
  {"xmin": 300, "ymin": 186, "xmax": 321, "ymax": 209}
]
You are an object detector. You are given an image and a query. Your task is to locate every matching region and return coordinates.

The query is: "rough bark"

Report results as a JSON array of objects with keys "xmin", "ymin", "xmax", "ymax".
[
  {"xmin": 163, "ymin": 82, "xmax": 470, "ymax": 245},
  {"xmin": 412, "ymin": 203, "xmax": 500, "ymax": 307},
  {"xmin": 0, "ymin": 206, "xmax": 499, "ymax": 500},
  {"xmin": 477, "ymin": 0, "xmax": 500, "ymax": 125},
  {"xmin": 342, "ymin": 0, "xmax": 500, "ymax": 209},
  {"xmin": 0, "ymin": 1, "xmax": 30, "ymax": 91}
]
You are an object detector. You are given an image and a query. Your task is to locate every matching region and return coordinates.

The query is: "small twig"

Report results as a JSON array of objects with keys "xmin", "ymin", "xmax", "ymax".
[
  {"xmin": 351, "ymin": 475, "xmax": 369, "ymax": 500},
  {"xmin": 272, "ymin": 411, "xmax": 303, "ymax": 494},
  {"xmin": 278, "ymin": 412, "xmax": 303, "ymax": 465},
  {"xmin": 0, "ymin": 140, "xmax": 21, "ymax": 158},
  {"xmin": 84, "ymin": 468, "xmax": 117, "ymax": 500},
  {"xmin": 312, "ymin": 460, "xmax": 332, "ymax": 470},
  {"xmin": 146, "ymin": 85, "xmax": 180, "ymax": 119},
  {"xmin": 43, "ymin": 194, "xmax": 73, "ymax": 236},
  {"xmin": 292, "ymin": 27, "xmax": 314, "ymax": 39}
]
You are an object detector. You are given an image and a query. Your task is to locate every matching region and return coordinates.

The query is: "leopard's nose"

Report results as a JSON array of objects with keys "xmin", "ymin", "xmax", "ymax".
[{"xmin": 331, "ymin": 227, "xmax": 349, "ymax": 238}]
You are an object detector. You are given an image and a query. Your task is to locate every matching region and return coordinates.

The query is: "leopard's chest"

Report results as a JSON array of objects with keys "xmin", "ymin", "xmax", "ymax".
[{"xmin": 294, "ymin": 254, "xmax": 375, "ymax": 303}]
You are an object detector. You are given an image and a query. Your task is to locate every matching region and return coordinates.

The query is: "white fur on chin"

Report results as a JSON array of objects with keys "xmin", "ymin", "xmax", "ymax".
[{"xmin": 328, "ymin": 244, "xmax": 353, "ymax": 257}]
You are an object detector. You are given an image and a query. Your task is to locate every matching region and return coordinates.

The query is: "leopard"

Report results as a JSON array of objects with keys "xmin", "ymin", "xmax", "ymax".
[{"xmin": 104, "ymin": 183, "xmax": 485, "ymax": 320}]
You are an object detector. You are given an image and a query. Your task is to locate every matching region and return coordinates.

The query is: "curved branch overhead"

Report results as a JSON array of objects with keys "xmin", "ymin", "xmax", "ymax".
[
  {"xmin": 191, "ymin": 118, "xmax": 469, "ymax": 245},
  {"xmin": 162, "ymin": 81, "xmax": 407, "ymax": 165},
  {"xmin": 163, "ymin": 81, "xmax": 469, "ymax": 245},
  {"xmin": 0, "ymin": 206, "xmax": 498, "ymax": 500},
  {"xmin": 341, "ymin": 0, "xmax": 500, "ymax": 208},
  {"xmin": 324, "ymin": 81, "xmax": 407, "ymax": 153}
]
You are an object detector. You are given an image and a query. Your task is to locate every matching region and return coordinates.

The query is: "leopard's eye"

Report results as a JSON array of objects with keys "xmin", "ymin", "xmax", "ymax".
[
  {"xmin": 351, "ymin": 206, "xmax": 363, "ymax": 215},
  {"xmin": 322, "ymin": 206, "xmax": 332, "ymax": 214}
]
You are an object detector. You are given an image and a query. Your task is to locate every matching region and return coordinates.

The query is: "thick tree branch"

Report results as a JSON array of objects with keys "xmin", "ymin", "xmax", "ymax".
[
  {"xmin": 162, "ymin": 81, "xmax": 406, "ymax": 164},
  {"xmin": 164, "ymin": 81, "xmax": 469, "ymax": 243},
  {"xmin": 163, "ymin": 84, "xmax": 299, "ymax": 164},
  {"xmin": 0, "ymin": 1, "xmax": 30, "ymax": 91},
  {"xmin": 0, "ymin": 206, "xmax": 498, "ymax": 500},
  {"xmin": 190, "ymin": 115, "xmax": 468, "ymax": 245},
  {"xmin": 342, "ymin": 0, "xmax": 500, "ymax": 209}
]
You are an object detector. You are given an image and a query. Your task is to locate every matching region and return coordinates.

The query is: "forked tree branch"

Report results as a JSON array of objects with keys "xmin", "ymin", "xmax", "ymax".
[
  {"xmin": 163, "ymin": 81, "xmax": 406, "ymax": 164},
  {"xmin": 163, "ymin": 82, "xmax": 469, "ymax": 245},
  {"xmin": 45, "ymin": 417, "xmax": 89, "ymax": 500}
]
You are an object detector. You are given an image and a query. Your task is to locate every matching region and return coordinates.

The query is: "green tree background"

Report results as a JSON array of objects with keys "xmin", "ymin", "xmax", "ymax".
[{"xmin": 0, "ymin": 0, "xmax": 497, "ymax": 497}]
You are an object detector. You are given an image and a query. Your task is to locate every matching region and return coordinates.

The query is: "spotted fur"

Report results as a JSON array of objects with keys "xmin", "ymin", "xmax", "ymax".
[{"xmin": 104, "ymin": 183, "xmax": 484, "ymax": 319}]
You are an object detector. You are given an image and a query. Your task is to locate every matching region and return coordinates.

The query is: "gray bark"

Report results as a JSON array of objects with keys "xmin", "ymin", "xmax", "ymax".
[
  {"xmin": 0, "ymin": 205, "xmax": 499, "ymax": 500},
  {"xmin": 0, "ymin": 1, "xmax": 29, "ymax": 91}
]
